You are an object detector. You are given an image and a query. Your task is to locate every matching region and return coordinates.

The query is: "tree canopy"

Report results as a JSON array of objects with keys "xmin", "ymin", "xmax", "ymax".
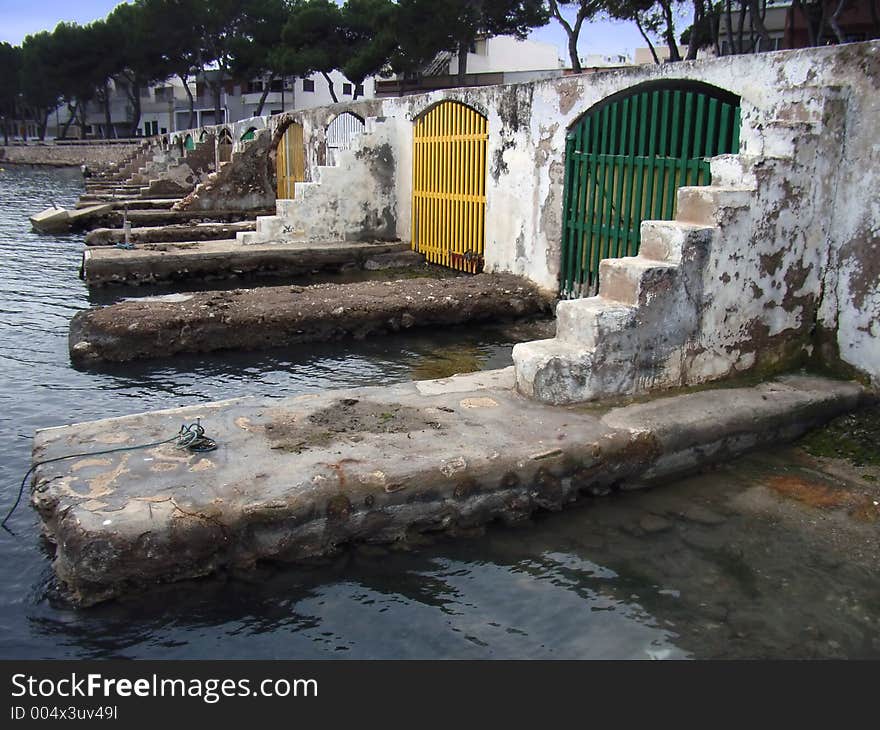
[{"xmin": 2, "ymin": 0, "xmax": 876, "ymax": 140}]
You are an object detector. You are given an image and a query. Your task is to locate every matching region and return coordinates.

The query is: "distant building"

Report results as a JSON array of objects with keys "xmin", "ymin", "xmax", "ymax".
[
  {"xmin": 580, "ymin": 53, "xmax": 632, "ymax": 68},
  {"xmin": 375, "ymin": 35, "xmax": 564, "ymax": 97},
  {"xmin": 632, "ymin": 44, "xmax": 721, "ymax": 65},
  {"xmin": 65, "ymin": 69, "xmax": 376, "ymax": 140},
  {"xmin": 720, "ymin": 0, "xmax": 879, "ymax": 54}
]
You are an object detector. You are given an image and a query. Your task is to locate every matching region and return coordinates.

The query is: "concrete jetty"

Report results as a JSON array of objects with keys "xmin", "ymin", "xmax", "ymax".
[
  {"xmin": 69, "ymin": 273, "xmax": 552, "ymax": 363},
  {"xmin": 30, "ymin": 205, "xmax": 268, "ymax": 235},
  {"xmin": 81, "ymin": 240, "xmax": 420, "ymax": 287},
  {"xmin": 29, "ymin": 372, "xmax": 865, "ymax": 605},
  {"xmin": 74, "ymin": 198, "xmax": 181, "ymax": 211},
  {"xmin": 85, "ymin": 220, "xmax": 257, "ymax": 246},
  {"xmin": 95, "ymin": 208, "xmax": 273, "ymax": 231}
]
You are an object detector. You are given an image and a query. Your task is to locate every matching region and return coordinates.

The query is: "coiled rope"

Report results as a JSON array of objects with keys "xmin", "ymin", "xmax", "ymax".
[{"xmin": 2, "ymin": 420, "xmax": 216, "ymax": 531}]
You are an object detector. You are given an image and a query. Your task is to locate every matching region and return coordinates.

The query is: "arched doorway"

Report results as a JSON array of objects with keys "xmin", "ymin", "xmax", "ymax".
[
  {"xmin": 411, "ymin": 101, "xmax": 488, "ymax": 274},
  {"xmin": 184, "ymin": 134, "xmax": 194, "ymax": 151},
  {"xmin": 218, "ymin": 127, "xmax": 233, "ymax": 162},
  {"xmin": 275, "ymin": 122, "xmax": 305, "ymax": 199},
  {"xmin": 560, "ymin": 81, "xmax": 741, "ymax": 298},
  {"xmin": 325, "ymin": 112, "xmax": 365, "ymax": 165},
  {"xmin": 241, "ymin": 127, "xmax": 257, "ymax": 142}
]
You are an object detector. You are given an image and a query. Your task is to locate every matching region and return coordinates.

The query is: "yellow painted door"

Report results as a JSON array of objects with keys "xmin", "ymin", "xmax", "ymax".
[
  {"xmin": 412, "ymin": 102, "xmax": 488, "ymax": 273},
  {"xmin": 276, "ymin": 122, "xmax": 305, "ymax": 199}
]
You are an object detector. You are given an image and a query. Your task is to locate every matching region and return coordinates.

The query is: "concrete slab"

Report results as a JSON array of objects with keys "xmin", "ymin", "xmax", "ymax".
[
  {"xmin": 30, "ymin": 204, "xmax": 114, "ymax": 233},
  {"xmin": 29, "ymin": 373, "xmax": 866, "ymax": 605},
  {"xmin": 78, "ymin": 209, "xmax": 273, "ymax": 233},
  {"xmin": 75, "ymin": 198, "xmax": 181, "ymax": 211},
  {"xmin": 29, "ymin": 206, "xmax": 70, "ymax": 233},
  {"xmin": 85, "ymin": 220, "xmax": 257, "ymax": 247},
  {"xmin": 81, "ymin": 240, "xmax": 418, "ymax": 287},
  {"xmin": 69, "ymin": 273, "xmax": 553, "ymax": 364},
  {"xmin": 68, "ymin": 203, "xmax": 114, "ymax": 224}
]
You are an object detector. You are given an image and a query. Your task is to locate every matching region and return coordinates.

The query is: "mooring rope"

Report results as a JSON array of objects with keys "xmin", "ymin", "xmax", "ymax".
[{"xmin": 2, "ymin": 420, "xmax": 217, "ymax": 532}]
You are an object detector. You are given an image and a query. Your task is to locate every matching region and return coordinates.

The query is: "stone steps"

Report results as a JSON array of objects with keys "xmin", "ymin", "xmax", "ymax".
[{"xmin": 512, "ymin": 96, "xmax": 836, "ymax": 405}]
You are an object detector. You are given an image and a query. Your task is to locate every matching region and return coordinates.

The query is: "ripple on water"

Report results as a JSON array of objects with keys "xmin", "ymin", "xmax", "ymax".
[{"xmin": 3, "ymin": 166, "xmax": 875, "ymax": 660}]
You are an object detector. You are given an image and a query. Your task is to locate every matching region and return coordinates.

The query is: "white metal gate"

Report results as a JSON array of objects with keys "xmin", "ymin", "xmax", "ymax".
[{"xmin": 326, "ymin": 112, "xmax": 365, "ymax": 165}]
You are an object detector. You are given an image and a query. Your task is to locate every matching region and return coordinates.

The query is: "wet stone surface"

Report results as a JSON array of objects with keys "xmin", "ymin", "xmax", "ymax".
[
  {"xmin": 52, "ymin": 425, "xmax": 878, "ymax": 660},
  {"xmin": 266, "ymin": 398, "xmax": 442, "ymax": 453}
]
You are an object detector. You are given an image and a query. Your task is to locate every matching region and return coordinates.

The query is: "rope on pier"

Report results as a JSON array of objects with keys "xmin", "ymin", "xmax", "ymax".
[{"xmin": 2, "ymin": 420, "xmax": 217, "ymax": 532}]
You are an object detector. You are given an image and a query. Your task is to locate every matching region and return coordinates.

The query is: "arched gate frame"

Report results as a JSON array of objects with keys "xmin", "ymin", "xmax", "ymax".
[
  {"xmin": 411, "ymin": 101, "xmax": 488, "ymax": 274},
  {"xmin": 276, "ymin": 122, "xmax": 305, "ymax": 199},
  {"xmin": 326, "ymin": 112, "xmax": 365, "ymax": 165},
  {"xmin": 560, "ymin": 81, "xmax": 741, "ymax": 298}
]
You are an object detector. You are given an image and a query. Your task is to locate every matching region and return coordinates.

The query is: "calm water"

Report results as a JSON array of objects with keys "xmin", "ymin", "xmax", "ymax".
[{"xmin": 0, "ymin": 165, "xmax": 877, "ymax": 660}]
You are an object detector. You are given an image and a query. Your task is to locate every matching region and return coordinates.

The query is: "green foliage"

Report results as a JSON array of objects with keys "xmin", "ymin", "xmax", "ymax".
[
  {"xmin": 229, "ymin": 0, "xmax": 291, "ymax": 81},
  {"xmin": 139, "ymin": 0, "xmax": 204, "ymax": 78},
  {"xmin": 394, "ymin": 0, "xmax": 549, "ymax": 74},
  {"xmin": 339, "ymin": 0, "xmax": 401, "ymax": 83},
  {"xmin": 6, "ymin": 0, "xmax": 552, "ymax": 133},
  {"xmin": 19, "ymin": 32, "xmax": 61, "ymax": 120},
  {"xmin": 0, "ymin": 43, "xmax": 21, "ymax": 118},
  {"xmin": 275, "ymin": 0, "xmax": 346, "ymax": 78}
]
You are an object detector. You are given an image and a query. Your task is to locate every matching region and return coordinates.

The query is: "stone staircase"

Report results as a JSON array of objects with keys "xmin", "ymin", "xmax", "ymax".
[
  {"xmin": 238, "ymin": 117, "xmax": 396, "ymax": 245},
  {"xmin": 513, "ymin": 86, "xmax": 844, "ymax": 405}
]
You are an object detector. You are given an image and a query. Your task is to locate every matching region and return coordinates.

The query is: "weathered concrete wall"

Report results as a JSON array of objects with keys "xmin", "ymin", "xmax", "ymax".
[
  {"xmin": 239, "ymin": 116, "xmax": 406, "ymax": 243},
  {"xmin": 165, "ymin": 42, "xmax": 880, "ymax": 388},
  {"xmin": 0, "ymin": 143, "xmax": 138, "ymax": 168},
  {"xmin": 509, "ymin": 45, "xmax": 879, "ymax": 398}
]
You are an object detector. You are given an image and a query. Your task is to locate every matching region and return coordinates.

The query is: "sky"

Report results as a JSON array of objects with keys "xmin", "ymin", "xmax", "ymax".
[{"xmin": 0, "ymin": 1, "xmax": 692, "ymax": 63}]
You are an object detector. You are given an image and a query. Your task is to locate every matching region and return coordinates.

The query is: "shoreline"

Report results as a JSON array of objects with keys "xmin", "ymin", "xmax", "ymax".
[{"xmin": 1, "ymin": 143, "xmax": 139, "ymax": 169}]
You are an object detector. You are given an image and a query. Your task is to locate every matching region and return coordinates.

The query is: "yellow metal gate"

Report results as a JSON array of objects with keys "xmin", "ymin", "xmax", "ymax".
[
  {"xmin": 412, "ymin": 102, "xmax": 488, "ymax": 273},
  {"xmin": 276, "ymin": 122, "xmax": 305, "ymax": 199}
]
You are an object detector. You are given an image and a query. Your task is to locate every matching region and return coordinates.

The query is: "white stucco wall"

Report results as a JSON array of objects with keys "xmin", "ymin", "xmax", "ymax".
[
  {"xmin": 293, "ymin": 71, "xmax": 376, "ymax": 111},
  {"xmin": 449, "ymin": 36, "xmax": 562, "ymax": 75},
  {"xmin": 167, "ymin": 42, "xmax": 880, "ymax": 387}
]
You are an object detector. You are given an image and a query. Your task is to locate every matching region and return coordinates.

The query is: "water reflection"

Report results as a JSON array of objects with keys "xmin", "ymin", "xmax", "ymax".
[{"xmin": 2, "ymin": 165, "xmax": 878, "ymax": 661}]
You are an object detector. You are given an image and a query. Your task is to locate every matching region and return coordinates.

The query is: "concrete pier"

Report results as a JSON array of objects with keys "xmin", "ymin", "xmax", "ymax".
[
  {"xmin": 78, "ymin": 208, "xmax": 273, "ymax": 232},
  {"xmin": 74, "ymin": 198, "xmax": 181, "ymax": 211},
  {"xmin": 29, "ymin": 372, "xmax": 865, "ymax": 605},
  {"xmin": 85, "ymin": 220, "xmax": 257, "ymax": 246},
  {"xmin": 81, "ymin": 240, "xmax": 419, "ymax": 287},
  {"xmin": 69, "ymin": 273, "xmax": 552, "ymax": 363}
]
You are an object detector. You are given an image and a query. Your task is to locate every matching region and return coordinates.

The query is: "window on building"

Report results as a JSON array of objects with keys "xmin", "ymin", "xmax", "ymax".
[
  {"xmin": 755, "ymin": 35, "xmax": 783, "ymax": 52},
  {"xmin": 342, "ymin": 83, "xmax": 352, "ymax": 95},
  {"xmin": 302, "ymin": 78, "xmax": 315, "ymax": 92},
  {"xmin": 246, "ymin": 80, "xmax": 264, "ymax": 94},
  {"xmin": 355, "ymin": 84, "xmax": 364, "ymax": 97},
  {"xmin": 270, "ymin": 78, "xmax": 284, "ymax": 92},
  {"xmin": 154, "ymin": 86, "xmax": 173, "ymax": 102}
]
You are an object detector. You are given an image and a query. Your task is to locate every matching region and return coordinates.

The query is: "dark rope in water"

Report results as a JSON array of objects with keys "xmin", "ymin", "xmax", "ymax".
[{"xmin": 2, "ymin": 421, "xmax": 216, "ymax": 533}]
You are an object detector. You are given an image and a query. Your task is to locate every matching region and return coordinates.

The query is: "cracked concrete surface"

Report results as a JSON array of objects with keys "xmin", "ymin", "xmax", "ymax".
[{"xmin": 29, "ymin": 371, "xmax": 865, "ymax": 605}]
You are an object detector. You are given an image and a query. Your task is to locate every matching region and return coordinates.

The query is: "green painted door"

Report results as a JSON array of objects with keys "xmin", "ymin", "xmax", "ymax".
[{"xmin": 560, "ymin": 83, "xmax": 742, "ymax": 299}]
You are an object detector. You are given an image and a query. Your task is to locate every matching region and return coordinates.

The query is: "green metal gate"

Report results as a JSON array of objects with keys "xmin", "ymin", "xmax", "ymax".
[{"xmin": 560, "ymin": 82, "xmax": 741, "ymax": 298}]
